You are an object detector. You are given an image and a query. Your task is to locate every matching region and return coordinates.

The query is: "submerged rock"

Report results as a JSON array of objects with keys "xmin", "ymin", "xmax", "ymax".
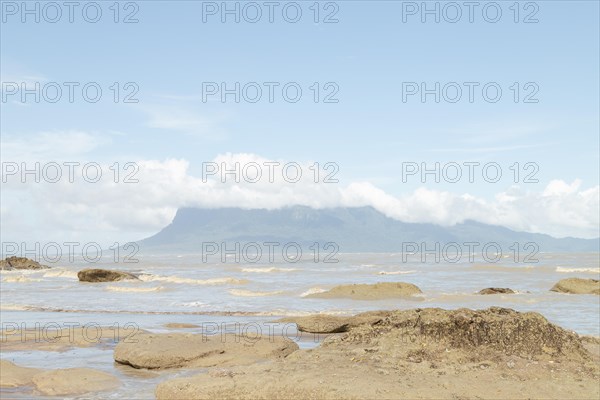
[
  {"xmin": 550, "ymin": 278, "xmax": 600, "ymax": 295},
  {"xmin": 1, "ymin": 325, "xmax": 146, "ymax": 352},
  {"xmin": 0, "ymin": 361, "xmax": 120, "ymax": 396},
  {"xmin": 0, "ymin": 256, "xmax": 49, "ymax": 271},
  {"xmin": 32, "ymin": 368, "xmax": 120, "ymax": 396},
  {"xmin": 77, "ymin": 268, "xmax": 138, "ymax": 282},
  {"xmin": 305, "ymin": 282, "xmax": 422, "ymax": 300},
  {"xmin": 114, "ymin": 332, "xmax": 298, "ymax": 369},
  {"xmin": 164, "ymin": 323, "xmax": 201, "ymax": 329},
  {"xmin": 0, "ymin": 360, "xmax": 42, "ymax": 387},
  {"xmin": 478, "ymin": 288, "xmax": 515, "ymax": 295}
]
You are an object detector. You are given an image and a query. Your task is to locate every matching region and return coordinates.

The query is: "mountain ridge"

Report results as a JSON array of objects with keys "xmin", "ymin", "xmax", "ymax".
[{"xmin": 137, "ymin": 206, "xmax": 599, "ymax": 253}]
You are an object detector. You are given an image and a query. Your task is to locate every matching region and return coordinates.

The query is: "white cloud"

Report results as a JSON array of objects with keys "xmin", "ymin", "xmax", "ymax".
[{"xmin": 1, "ymin": 152, "xmax": 598, "ymax": 244}]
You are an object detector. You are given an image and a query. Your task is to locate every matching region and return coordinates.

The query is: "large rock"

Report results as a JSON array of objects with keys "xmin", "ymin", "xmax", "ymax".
[
  {"xmin": 32, "ymin": 368, "xmax": 120, "ymax": 396},
  {"xmin": 0, "ymin": 256, "xmax": 49, "ymax": 271},
  {"xmin": 478, "ymin": 287, "xmax": 515, "ymax": 295},
  {"xmin": 550, "ymin": 278, "xmax": 600, "ymax": 295},
  {"xmin": 0, "ymin": 360, "xmax": 42, "ymax": 387},
  {"xmin": 305, "ymin": 282, "xmax": 422, "ymax": 300},
  {"xmin": 335, "ymin": 307, "xmax": 589, "ymax": 359},
  {"xmin": 155, "ymin": 307, "xmax": 599, "ymax": 400},
  {"xmin": 77, "ymin": 268, "xmax": 138, "ymax": 282},
  {"xmin": 114, "ymin": 332, "xmax": 298, "ymax": 369}
]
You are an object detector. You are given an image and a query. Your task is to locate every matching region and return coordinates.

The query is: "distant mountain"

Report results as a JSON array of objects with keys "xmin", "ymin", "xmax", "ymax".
[{"xmin": 137, "ymin": 206, "xmax": 599, "ymax": 253}]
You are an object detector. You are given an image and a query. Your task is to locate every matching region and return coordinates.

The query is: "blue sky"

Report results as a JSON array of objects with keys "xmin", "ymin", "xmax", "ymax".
[{"xmin": 1, "ymin": 1, "xmax": 599, "ymax": 244}]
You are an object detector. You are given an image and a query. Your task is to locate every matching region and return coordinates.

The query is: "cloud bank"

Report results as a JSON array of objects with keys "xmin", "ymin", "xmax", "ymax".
[{"xmin": 2, "ymin": 149, "xmax": 598, "ymax": 244}]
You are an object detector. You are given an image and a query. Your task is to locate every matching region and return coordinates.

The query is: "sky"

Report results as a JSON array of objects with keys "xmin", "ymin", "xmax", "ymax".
[{"xmin": 1, "ymin": 0, "xmax": 599, "ymax": 248}]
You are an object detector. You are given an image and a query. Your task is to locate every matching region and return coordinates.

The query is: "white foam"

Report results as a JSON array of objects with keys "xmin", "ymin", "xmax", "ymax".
[
  {"xmin": 138, "ymin": 274, "xmax": 249, "ymax": 285},
  {"xmin": 228, "ymin": 289, "xmax": 283, "ymax": 297},
  {"xmin": 556, "ymin": 267, "xmax": 600, "ymax": 274},
  {"xmin": 1, "ymin": 275, "xmax": 41, "ymax": 283},
  {"xmin": 300, "ymin": 287, "xmax": 327, "ymax": 297},
  {"xmin": 105, "ymin": 286, "xmax": 164, "ymax": 293},
  {"xmin": 241, "ymin": 267, "xmax": 298, "ymax": 273},
  {"xmin": 377, "ymin": 270, "xmax": 416, "ymax": 275},
  {"xmin": 42, "ymin": 269, "xmax": 79, "ymax": 279},
  {"xmin": 177, "ymin": 301, "xmax": 207, "ymax": 308}
]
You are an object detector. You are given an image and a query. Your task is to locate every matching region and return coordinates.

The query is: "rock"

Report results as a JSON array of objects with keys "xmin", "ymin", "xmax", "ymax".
[
  {"xmin": 0, "ymin": 360, "xmax": 42, "ymax": 387},
  {"xmin": 114, "ymin": 332, "xmax": 298, "ymax": 369},
  {"xmin": 478, "ymin": 288, "xmax": 515, "ymax": 295},
  {"xmin": 0, "ymin": 361, "xmax": 119, "ymax": 396},
  {"xmin": 0, "ymin": 256, "xmax": 49, "ymax": 271},
  {"xmin": 550, "ymin": 278, "xmax": 600, "ymax": 295},
  {"xmin": 277, "ymin": 311, "xmax": 390, "ymax": 333},
  {"xmin": 277, "ymin": 315, "xmax": 351, "ymax": 334},
  {"xmin": 77, "ymin": 268, "xmax": 138, "ymax": 282},
  {"xmin": 305, "ymin": 282, "xmax": 422, "ymax": 300},
  {"xmin": 155, "ymin": 307, "xmax": 598, "ymax": 400},
  {"xmin": 32, "ymin": 368, "xmax": 120, "ymax": 396},
  {"xmin": 338, "ymin": 307, "xmax": 589, "ymax": 360}
]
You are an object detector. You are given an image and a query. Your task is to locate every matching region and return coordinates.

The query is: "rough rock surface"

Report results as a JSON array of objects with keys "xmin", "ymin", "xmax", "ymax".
[
  {"xmin": 550, "ymin": 278, "xmax": 600, "ymax": 295},
  {"xmin": 114, "ymin": 333, "xmax": 299, "ymax": 369},
  {"xmin": 0, "ymin": 256, "xmax": 49, "ymax": 271},
  {"xmin": 305, "ymin": 282, "xmax": 422, "ymax": 300},
  {"xmin": 156, "ymin": 307, "xmax": 599, "ymax": 400},
  {"xmin": 478, "ymin": 287, "xmax": 515, "ymax": 295},
  {"xmin": 77, "ymin": 268, "xmax": 139, "ymax": 282}
]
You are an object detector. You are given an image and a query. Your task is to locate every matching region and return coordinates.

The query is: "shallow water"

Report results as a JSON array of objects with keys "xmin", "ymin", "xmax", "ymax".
[
  {"xmin": 2, "ymin": 252, "xmax": 599, "ymax": 332},
  {"xmin": 1, "ymin": 252, "xmax": 599, "ymax": 398}
]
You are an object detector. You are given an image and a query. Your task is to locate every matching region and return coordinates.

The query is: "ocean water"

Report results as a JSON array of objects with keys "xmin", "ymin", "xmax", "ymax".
[
  {"xmin": 1, "ymin": 252, "xmax": 599, "ymax": 399},
  {"xmin": 2, "ymin": 252, "xmax": 599, "ymax": 333}
]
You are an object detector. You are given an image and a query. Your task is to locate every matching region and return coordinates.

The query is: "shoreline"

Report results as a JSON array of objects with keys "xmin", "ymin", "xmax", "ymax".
[{"xmin": 2, "ymin": 306, "xmax": 599, "ymax": 399}]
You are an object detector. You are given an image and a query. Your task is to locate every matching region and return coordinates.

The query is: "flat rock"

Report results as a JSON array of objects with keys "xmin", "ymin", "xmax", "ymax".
[
  {"xmin": 478, "ymin": 287, "xmax": 515, "ymax": 295},
  {"xmin": 277, "ymin": 311, "xmax": 390, "ymax": 333},
  {"xmin": 0, "ymin": 256, "xmax": 49, "ymax": 271},
  {"xmin": 78, "ymin": 268, "xmax": 139, "ymax": 282},
  {"xmin": 114, "ymin": 333, "xmax": 298, "ymax": 369},
  {"xmin": 0, "ymin": 360, "xmax": 43, "ymax": 387},
  {"xmin": 305, "ymin": 282, "xmax": 422, "ymax": 300},
  {"xmin": 551, "ymin": 278, "xmax": 600, "ymax": 295},
  {"xmin": 32, "ymin": 368, "xmax": 120, "ymax": 396}
]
